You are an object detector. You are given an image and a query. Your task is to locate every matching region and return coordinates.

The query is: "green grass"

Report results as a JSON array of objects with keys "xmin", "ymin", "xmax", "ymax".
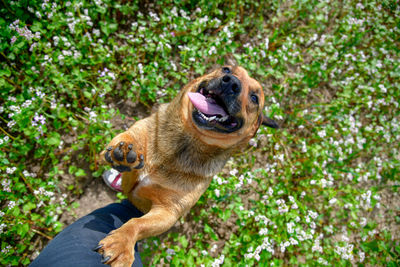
[{"xmin": 1, "ymin": 0, "xmax": 399, "ymax": 266}]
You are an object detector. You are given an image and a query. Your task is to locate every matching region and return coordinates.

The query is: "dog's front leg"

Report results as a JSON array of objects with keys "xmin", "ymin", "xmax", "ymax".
[{"xmin": 96, "ymin": 205, "xmax": 179, "ymax": 267}]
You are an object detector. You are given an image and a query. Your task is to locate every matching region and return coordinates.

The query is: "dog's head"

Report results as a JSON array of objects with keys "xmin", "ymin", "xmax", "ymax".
[{"xmin": 180, "ymin": 65, "xmax": 278, "ymax": 148}]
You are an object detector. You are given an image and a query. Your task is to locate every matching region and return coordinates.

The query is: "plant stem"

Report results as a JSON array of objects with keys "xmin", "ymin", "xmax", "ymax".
[
  {"xmin": 0, "ymin": 125, "xmax": 16, "ymax": 140},
  {"xmin": 19, "ymin": 173, "xmax": 39, "ymax": 200},
  {"xmin": 32, "ymin": 229, "xmax": 53, "ymax": 240}
]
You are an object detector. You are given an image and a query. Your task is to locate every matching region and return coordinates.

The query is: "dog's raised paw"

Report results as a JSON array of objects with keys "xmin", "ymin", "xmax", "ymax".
[{"xmin": 103, "ymin": 134, "xmax": 144, "ymax": 172}]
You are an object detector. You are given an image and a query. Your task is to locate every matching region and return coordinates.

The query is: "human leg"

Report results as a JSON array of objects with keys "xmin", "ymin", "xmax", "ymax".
[{"xmin": 30, "ymin": 200, "xmax": 143, "ymax": 267}]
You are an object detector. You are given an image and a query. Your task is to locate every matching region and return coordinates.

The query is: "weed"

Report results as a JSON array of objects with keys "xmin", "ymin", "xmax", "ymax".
[{"xmin": 0, "ymin": 0, "xmax": 399, "ymax": 266}]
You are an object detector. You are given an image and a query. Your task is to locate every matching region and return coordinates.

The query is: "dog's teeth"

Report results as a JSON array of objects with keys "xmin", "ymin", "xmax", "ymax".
[
  {"xmin": 199, "ymin": 111, "xmax": 210, "ymax": 121},
  {"xmin": 198, "ymin": 110, "xmax": 228, "ymax": 123},
  {"xmin": 220, "ymin": 115, "xmax": 229, "ymax": 122}
]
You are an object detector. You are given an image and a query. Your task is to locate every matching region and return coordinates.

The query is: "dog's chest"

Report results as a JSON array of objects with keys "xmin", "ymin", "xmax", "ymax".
[
  {"xmin": 172, "ymin": 137, "xmax": 229, "ymax": 177},
  {"xmin": 176, "ymin": 153, "xmax": 227, "ymax": 177}
]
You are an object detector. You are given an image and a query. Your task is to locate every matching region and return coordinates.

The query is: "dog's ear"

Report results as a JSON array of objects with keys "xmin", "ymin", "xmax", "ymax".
[{"xmin": 260, "ymin": 114, "xmax": 279, "ymax": 128}]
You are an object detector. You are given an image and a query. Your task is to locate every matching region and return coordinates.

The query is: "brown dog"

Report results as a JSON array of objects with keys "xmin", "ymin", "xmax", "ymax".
[{"xmin": 95, "ymin": 66, "xmax": 278, "ymax": 266}]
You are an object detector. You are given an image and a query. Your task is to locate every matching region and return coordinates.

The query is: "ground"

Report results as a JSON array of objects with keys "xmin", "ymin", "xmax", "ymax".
[{"xmin": 62, "ymin": 100, "xmax": 400, "ymax": 264}]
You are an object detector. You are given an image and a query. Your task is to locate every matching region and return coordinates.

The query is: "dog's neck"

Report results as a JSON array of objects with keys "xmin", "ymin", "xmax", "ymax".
[{"xmin": 174, "ymin": 133, "xmax": 230, "ymax": 177}]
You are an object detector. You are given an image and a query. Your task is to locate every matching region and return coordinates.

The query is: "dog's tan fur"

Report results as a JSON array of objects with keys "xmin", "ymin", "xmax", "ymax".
[{"xmin": 97, "ymin": 66, "xmax": 273, "ymax": 266}]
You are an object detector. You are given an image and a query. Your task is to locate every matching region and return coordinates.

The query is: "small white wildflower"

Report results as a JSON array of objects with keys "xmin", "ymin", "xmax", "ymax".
[
  {"xmin": 214, "ymin": 189, "xmax": 220, "ymax": 197},
  {"xmin": 249, "ymin": 138, "xmax": 257, "ymax": 147},
  {"xmin": 6, "ymin": 167, "xmax": 17, "ymax": 174},
  {"xmin": 0, "ymin": 223, "xmax": 6, "ymax": 234},
  {"xmin": 8, "ymin": 201, "xmax": 16, "ymax": 209},
  {"xmin": 329, "ymin": 198, "xmax": 337, "ymax": 205},
  {"xmin": 318, "ymin": 130, "xmax": 326, "ymax": 138},
  {"xmin": 358, "ymin": 251, "xmax": 365, "ymax": 262},
  {"xmin": 259, "ymin": 228, "xmax": 268, "ymax": 235},
  {"xmin": 208, "ymin": 46, "xmax": 217, "ymax": 55}
]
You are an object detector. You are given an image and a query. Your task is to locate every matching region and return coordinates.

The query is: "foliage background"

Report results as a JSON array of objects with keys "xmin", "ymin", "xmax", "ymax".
[{"xmin": 0, "ymin": 0, "xmax": 399, "ymax": 266}]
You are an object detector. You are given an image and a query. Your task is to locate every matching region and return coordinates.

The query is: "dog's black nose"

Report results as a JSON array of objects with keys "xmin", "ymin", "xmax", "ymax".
[{"xmin": 221, "ymin": 74, "xmax": 241, "ymax": 95}]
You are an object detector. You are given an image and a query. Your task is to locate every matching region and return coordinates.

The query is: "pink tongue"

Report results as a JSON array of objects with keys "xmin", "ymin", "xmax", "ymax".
[{"xmin": 188, "ymin": 92, "xmax": 227, "ymax": 116}]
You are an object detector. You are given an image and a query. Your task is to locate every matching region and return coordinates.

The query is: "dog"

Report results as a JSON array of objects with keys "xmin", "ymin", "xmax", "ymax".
[{"xmin": 95, "ymin": 65, "xmax": 278, "ymax": 266}]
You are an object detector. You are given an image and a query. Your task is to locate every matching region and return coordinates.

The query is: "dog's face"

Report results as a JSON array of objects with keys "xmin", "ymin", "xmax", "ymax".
[{"xmin": 181, "ymin": 65, "xmax": 277, "ymax": 148}]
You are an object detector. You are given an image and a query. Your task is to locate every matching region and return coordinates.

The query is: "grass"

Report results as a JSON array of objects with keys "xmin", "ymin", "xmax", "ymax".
[{"xmin": 0, "ymin": 0, "xmax": 399, "ymax": 266}]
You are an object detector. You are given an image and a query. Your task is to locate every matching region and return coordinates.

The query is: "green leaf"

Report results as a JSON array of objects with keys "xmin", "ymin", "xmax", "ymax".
[
  {"xmin": 21, "ymin": 258, "xmax": 30, "ymax": 265},
  {"xmin": 75, "ymin": 168, "xmax": 86, "ymax": 177},
  {"xmin": 243, "ymin": 234, "xmax": 251, "ymax": 242},
  {"xmin": 17, "ymin": 223, "xmax": 30, "ymax": 238},
  {"xmin": 0, "ymin": 68, "xmax": 11, "ymax": 77},
  {"xmin": 83, "ymin": 91, "xmax": 92, "ymax": 99},
  {"xmin": 31, "ymin": 21, "xmax": 43, "ymax": 32},
  {"xmin": 23, "ymin": 203, "xmax": 36, "ymax": 213},
  {"xmin": 1, "ymin": 157, "xmax": 10, "ymax": 165},
  {"xmin": 204, "ymin": 224, "xmax": 218, "ymax": 241},
  {"xmin": 46, "ymin": 132, "xmax": 61, "ymax": 146},
  {"xmin": 204, "ymin": 223, "xmax": 213, "ymax": 234},
  {"xmin": 58, "ymin": 108, "xmax": 68, "ymax": 119},
  {"xmin": 179, "ymin": 236, "xmax": 188, "ymax": 248},
  {"xmin": 220, "ymin": 209, "xmax": 231, "ymax": 222},
  {"xmin": 100, "ymin": 22, "xmax": 118, "ymax": 36},
  {"xmin": 362, "ymin": 240, "xmax": 379, "ymax": 252}
]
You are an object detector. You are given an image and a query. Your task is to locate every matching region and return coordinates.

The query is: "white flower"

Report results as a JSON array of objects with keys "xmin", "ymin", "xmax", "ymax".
[
  {"xmin": 166, "ymin": 248, "xmax": 175, "ymax": 255},
  {"xmin": 0, "ymin": 223, "xmax": 7, "ymax": 234},
  {"xmin": 208, "ymin": 46, "xmax": 217, "ymax": 55},
  {"xmin": 318, "ymin": 130, "xmax": 326, "ymax": 138},
  {"xmin": 358, "ymin": 251, "xmax": 365, "ymax": 262},
  {"xmin": 287, "ymin": 222, "xmax": 295, "ymax": 234},
  {"xmin": 8, "ymin": 201, "xmax": 16, "ymax": 209},
  {"xmin": 249, "ymin": 138, "xmax": 257, "ymax": 147},
  {"xmin": 7, "ymin": 120, "xmax": 16, "ymax": 128},
  {"xmin": 214, "ymin": 189, "xmax": 220, "ymax": 197},
  {"xmin": 259, "ymin": 228, "xmax": 268, "ymax": 235},
  {"xmin": 312, "ymin": 239, "xmax": 323, "ymax": 253},
  {"xmin": 329, "ymin": 198, "xmax": 337, "ymax": 205},
  {"xmin": 301, "ymin": 141, "xmax": 307, "ymax": 153},
  {"xmin": 211, "ymin": 255, "xmax": 225, "ymax": 267},
  {"xmin": 378, "ymin": 84, "xmax": 387, "ymax": 93},
  {"xmin": 289, "ymin": 237, "xmax": 298, "ymax": 246},
  {"xmin": 229, "ymin": 169, "xmax": 238, "ymax": 176},
  {"xmin": 360, "ymin": 217, "xmax": 367, "ymax": 227},
  {"xmin": 6, "ymin": 167, "xmax": 17, "ymax": 174},
  {"xmin": 308, "ymin": 210, "xmax": 318, "ymax": 219}
]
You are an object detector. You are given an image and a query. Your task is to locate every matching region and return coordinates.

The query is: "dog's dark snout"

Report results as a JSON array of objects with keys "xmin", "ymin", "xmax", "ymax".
[
  {"xmin": 222, "ymin": 75, "xmax": 231, "ymax": 83},
  {"xmin": 221, "ymin": 74, "xmax": 241, "ymax": 95}
]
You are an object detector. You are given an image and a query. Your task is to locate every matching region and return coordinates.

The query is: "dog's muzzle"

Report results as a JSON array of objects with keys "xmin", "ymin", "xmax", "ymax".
[
  {"xmin": 220, "ymin": 74, "xmax": 241, "ymax": 96},
  {"xmin": 188, "ymin": 76, "xmax": 243, "ymax": 133}
]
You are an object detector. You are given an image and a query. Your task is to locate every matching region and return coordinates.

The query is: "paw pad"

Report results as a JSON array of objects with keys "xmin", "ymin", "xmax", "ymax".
[{"xmin": 104, "ymin": 142, "xmax": 144, "ymax": 172}]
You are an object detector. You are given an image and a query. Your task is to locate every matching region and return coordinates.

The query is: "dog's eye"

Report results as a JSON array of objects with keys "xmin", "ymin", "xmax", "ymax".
[
  {"xmin": 222, "ymin": 67, "xmax": 231, "ymax": 74},
  {"xmin": 250, "ymin": 94, "xmax": 258, "ymax": 104}
]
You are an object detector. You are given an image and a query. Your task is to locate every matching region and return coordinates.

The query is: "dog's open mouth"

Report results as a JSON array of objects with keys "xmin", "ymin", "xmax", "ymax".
[{"xmin": 188, "ymin": 87, "xmax": 242, "ymax": 133}]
